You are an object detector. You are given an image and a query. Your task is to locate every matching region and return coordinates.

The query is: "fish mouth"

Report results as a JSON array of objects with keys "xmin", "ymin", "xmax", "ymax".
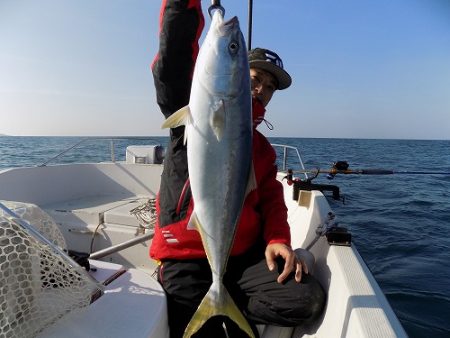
[
  {"xmin": 224, "ymin": 16, "xmax": 238, "ymax": 28},
  {"xmin": 218, "ymin": 16, "xmax": 239, "ymax": 34}
]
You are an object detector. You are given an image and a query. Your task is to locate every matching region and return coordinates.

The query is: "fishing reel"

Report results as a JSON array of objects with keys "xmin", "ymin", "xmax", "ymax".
[{"xmin": 326, "ymin": 161, "xmax": 349, "ymax": 180}]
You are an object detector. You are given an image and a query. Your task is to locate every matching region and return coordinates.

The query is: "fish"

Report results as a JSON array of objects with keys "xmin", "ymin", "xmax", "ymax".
[{"xmin": 161, "ymin": 9, "xmax": 255, "ymax": 338}]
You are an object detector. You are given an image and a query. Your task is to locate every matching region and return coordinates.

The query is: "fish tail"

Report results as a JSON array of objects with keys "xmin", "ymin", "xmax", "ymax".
[{"xmin": 183, "ymin": 281, "xmax": 255, "ymax": 338}]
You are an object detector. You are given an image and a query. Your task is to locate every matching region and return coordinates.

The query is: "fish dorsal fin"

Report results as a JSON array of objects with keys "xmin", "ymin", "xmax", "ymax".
[
  {"xmin": 210, "ymin": 100, "xmax": 226, "ymax": 141},
  {"xmin": 245, "ymin": 163, "xmax": 257, "ymax": 197},
  {"xmin": 162, "ymin": 105, "xmax": 192, "ymax": 144}
]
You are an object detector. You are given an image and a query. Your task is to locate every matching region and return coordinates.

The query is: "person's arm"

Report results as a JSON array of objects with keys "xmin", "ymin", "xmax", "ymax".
[
  {"xmin": 152, "ymin": 0, "xmax": 204, "ymax": 119},
  {"xmin": 256, "ymin": 134, "xmax": 307, "ymax": 283},
  {"xmin": 255, "ymin": 134, "xmax": 290, "ymax": 245},
  {"xmin": 151, "ymin": 0, "xmax": 204, "ymax": 226}
]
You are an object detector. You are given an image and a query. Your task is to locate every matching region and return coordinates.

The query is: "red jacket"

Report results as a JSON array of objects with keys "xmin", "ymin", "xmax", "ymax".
[
  {"xmin": 150, "ymin": 101, "xmax": 291, "ymax": 260},
  {"xmin": 149, "ymin": 0, "xmax": 291, "ymax": 261}
]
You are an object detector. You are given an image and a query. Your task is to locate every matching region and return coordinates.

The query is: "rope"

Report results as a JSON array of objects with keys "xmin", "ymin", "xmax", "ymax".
[{"xmin": 130, "ymin": 198, "xmax": 157, "ymax": 229}]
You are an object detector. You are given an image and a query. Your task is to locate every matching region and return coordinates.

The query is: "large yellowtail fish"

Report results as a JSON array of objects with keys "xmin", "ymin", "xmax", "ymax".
[{"xmin": 162, "ymin": 9, "xmax": 255, "ymax": 338}]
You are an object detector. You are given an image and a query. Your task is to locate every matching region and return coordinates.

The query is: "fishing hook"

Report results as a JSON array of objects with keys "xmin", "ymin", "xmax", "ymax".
[{"xmin": 208, "ymin": 0, "xmax": 225, "ymax": 18}]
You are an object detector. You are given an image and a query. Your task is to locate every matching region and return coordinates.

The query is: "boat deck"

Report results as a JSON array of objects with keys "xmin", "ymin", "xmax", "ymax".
[{"xmin": 36, "ymin": 260, "xmax": 169, "ymax": 338}]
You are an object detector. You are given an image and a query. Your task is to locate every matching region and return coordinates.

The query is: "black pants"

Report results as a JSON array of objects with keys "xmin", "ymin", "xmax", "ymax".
[{"xmin": 158, "ymin": 245, "xmax": 325, "ymax": 338}]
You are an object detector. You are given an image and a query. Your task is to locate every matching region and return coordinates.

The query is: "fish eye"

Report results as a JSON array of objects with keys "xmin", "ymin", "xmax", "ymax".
[{"xmin": 229, "ymin": 41, "xmax": 239, "ymax": 54}]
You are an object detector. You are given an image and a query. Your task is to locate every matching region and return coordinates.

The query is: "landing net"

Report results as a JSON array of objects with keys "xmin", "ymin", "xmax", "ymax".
[{"xmin": 0, "ymin": 201, "xmax": 101, "ymax": 338}]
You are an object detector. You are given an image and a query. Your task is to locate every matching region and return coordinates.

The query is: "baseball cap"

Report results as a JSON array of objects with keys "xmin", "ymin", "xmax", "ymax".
[{"xmin": 248, "ymin": 48, "xmax": 292, "ymax": 90}]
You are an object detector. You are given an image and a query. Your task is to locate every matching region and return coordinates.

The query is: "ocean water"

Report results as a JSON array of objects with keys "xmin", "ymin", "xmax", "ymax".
[{"xmin": 1, "ymin": 136, "xmax": 449, "ymax": 337}]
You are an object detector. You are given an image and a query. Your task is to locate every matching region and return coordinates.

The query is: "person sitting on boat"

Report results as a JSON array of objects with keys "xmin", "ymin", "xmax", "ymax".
[{"xmin": 150, "ymin": 1, "xmax": 325, "ymax": 337}]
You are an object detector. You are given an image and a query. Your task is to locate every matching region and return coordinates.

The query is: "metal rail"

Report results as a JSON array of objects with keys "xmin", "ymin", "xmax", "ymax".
[
  {"xmin": 271, "ymin": 143, "xmax": 309, "ymax": 179},
  {"xmin": 89, "ymin": 231, "xmax": 155, "ymax": 260},
  {"xmin": 38, "ymin": 136, "xmax": 162, "ymax": 167}
]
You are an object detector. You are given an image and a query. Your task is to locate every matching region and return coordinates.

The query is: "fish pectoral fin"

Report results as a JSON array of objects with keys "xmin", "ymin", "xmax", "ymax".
[
  {"xmin": 245, "ymin": 163, "xmax": 258, "ymax": 197},
  {"xmin": 210, "ymin": 99, "xmax": 226, "ymax": 141},
  {"xmin": 183, "ymin": 282, "xmax": 255, "ymax": 338},
  {"xmin": 162, "ymin": 105, "xmax": 192, "ymax": 129}
]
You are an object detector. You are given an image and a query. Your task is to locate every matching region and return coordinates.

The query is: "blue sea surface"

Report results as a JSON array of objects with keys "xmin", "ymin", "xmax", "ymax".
[{"xmin": 1, "ymin": 136, "xmax": 449, "ymax": 337}]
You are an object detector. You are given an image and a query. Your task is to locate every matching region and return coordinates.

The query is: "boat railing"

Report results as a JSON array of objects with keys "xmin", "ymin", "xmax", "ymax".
[
  {"xmin": 271, "ymin": 143, "xmax": 309, "ymax": 180},
  {"xmin": 38, "ymin": 136, "xmax": 163, "ymax": 167},
  {"xmin": 38, "ymin": 138, "xmax": 309, "ymax": 180}
]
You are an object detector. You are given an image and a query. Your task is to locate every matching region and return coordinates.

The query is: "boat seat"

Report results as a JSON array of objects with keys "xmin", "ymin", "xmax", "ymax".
[{"xmin": 37, "ymin": 260, "xmax": 169, "ymax": 338}]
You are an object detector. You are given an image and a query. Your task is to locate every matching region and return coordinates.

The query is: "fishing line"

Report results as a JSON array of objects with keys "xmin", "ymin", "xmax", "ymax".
[{"xmin": 248, "ymin": 0, "xmax": 253, "ymax": 50}]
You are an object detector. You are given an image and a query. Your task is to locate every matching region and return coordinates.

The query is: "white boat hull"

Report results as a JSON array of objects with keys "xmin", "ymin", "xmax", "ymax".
[{"xmin": 0, "ymin": 161, "xmax": 407, "ymax": 337}]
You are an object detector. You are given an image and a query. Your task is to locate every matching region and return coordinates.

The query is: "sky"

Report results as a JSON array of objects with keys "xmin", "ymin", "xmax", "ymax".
[{"xmin": 0, "ymin": 0, "xmax": 449, "ymax": 139}]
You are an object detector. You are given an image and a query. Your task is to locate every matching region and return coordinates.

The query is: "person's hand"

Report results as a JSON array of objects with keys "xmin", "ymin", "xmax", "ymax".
[{"xmin": 265, "ymin": 243, "xmax": 309, "ymax": 284}]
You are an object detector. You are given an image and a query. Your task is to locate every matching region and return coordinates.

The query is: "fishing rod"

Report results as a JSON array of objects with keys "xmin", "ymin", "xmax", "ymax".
[
  {"xmin": 248, "ymin": 0, "xmax": 253, "ymax": 50},
  {"xmin": 284, "ymin": 161, "xmax": 450, "ymax": 202},
  {"xmin": 292, "ymin": 161, "xmax": 450, "ymax": 179},
  {"xmin": 294, "ymin": 169, "xmax": 450, "ymax": 176}
]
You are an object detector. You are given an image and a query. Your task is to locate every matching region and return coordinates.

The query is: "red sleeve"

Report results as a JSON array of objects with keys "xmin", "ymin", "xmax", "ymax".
[
  {"xmin": 151, "ymin": 0, "xmax": 204, "ymax": 227},
  {"xmin": 253, "ymin": 131, "xmax": 291, "ymax": 247},
  {"xmin": 151, "ymin": 0, "xmax": 204, "ymax": 119}
]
